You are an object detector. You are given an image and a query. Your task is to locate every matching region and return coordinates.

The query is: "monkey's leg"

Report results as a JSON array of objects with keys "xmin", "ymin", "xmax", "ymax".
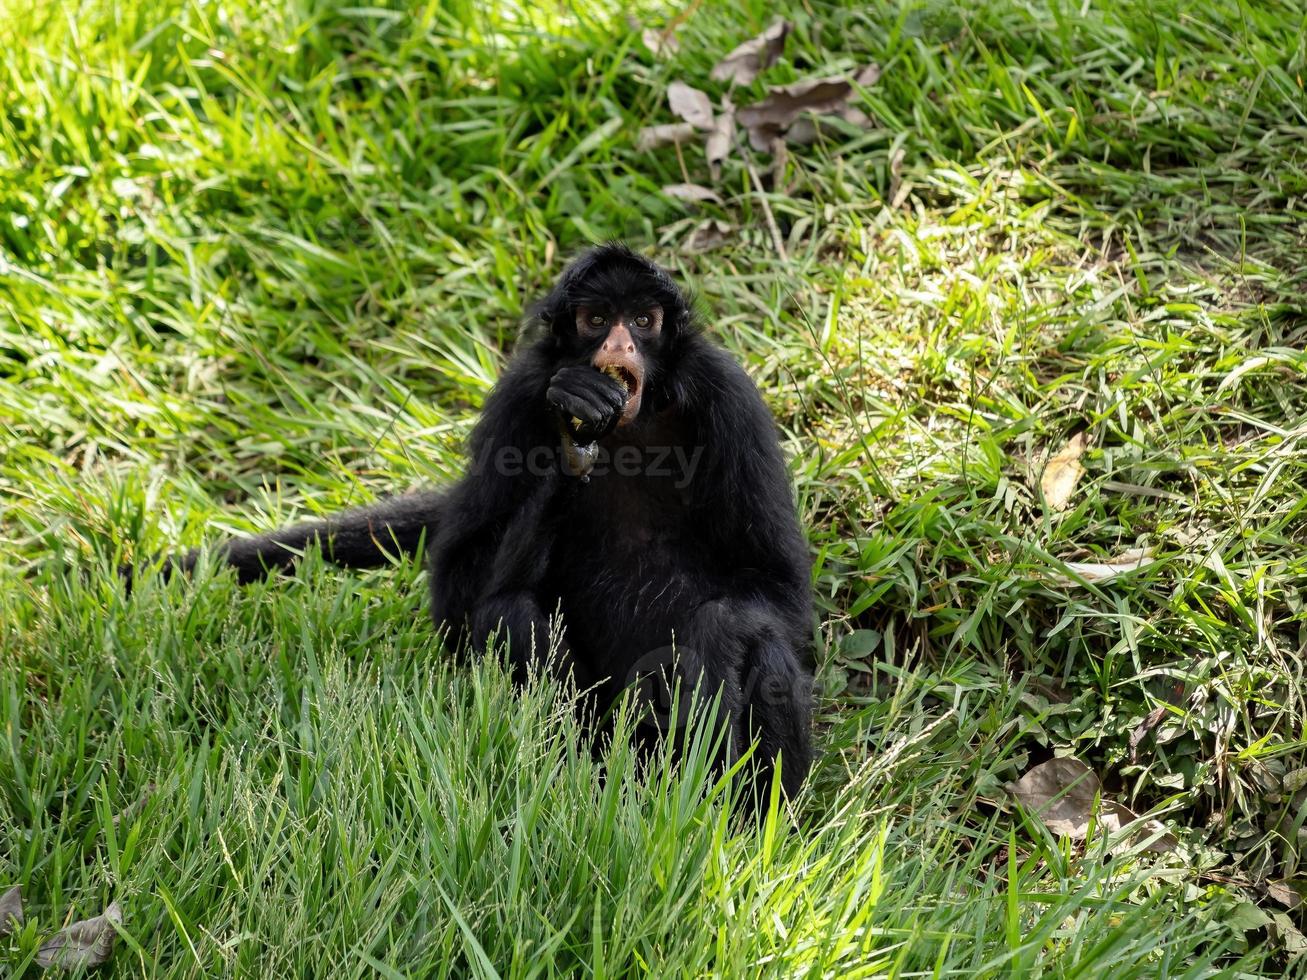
[
  {"xmin": 633, "ymin": 599, "xmax": 749, "ymax": 777},
  {"xmin": 467, "ymin": 474, "xmax": 591, "ymax": 685},
  {"xmin": 741, "ymin": 637, "xmax": 814, "ymax": 804},
  {"xmin": 471, "ymin": 590, "xmax": 588, "ymax": 687},
  {"xmin": 676, "ymin": 599, "xmax": 813, "ymax": 806}
]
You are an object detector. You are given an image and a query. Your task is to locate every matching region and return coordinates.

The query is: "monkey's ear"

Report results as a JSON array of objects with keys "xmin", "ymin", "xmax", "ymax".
[
  {"xmin": 531, "ymin": 301, "xmax": 572, "ymax": 337},
  {"xmin": 525, "ymin": 290, "xmax": 565, "ymax": 336},
  {"xmin": 667, "ymin": 287, "xmax": 701, "ymax": 341},
  {"xmin": 530, "ymin": 256, "xmax": 589, "ymax": 336}
]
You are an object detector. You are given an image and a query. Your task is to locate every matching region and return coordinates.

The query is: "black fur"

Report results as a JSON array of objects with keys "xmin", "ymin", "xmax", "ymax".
[
  {"xmin": 145, "ymin": 244, "xmax": 815, "ymax": 799},
  {"xmin": 150, "ymin": 490, "xmax": 446, "ymax": 584}
]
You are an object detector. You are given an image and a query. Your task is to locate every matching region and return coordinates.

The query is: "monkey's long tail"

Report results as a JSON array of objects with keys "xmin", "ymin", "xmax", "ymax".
[{"xmin": 132, "ymin": 489, "xmax": 446, "ymax": 585}]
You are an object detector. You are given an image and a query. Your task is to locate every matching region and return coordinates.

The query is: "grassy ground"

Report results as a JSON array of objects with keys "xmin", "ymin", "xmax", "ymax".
[{"xmin": 3, "ymin": 0, "xmax": 1306, "ymax": 975}]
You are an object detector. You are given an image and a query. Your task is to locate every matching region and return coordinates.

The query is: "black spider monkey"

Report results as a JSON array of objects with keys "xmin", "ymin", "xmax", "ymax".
[{"xmin": 144, "ymin": 244, "xmax": 814, "ymax": 800}]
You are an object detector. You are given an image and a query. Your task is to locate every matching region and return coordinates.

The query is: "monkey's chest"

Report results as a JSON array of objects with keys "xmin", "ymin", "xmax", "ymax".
[{"xmin": 548, "ymin": 475, "xmax": 709, "ymax": 672}]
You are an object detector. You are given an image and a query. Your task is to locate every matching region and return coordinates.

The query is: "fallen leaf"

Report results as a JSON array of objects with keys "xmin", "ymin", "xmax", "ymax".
[
  {"xmin": 36, "ymin": 901, "xmax": 123, "ymax": 970},
  {"xmin": 738, "ymin": 76, "xmax": 856, "ymax": 130},
  {"xmin": 112, "ymin": 782, "xmax": 156, "ymax": 827},
  {"xmin": 888, "ymin": 144, "xmax": 908, "ymax": 208},
  {"xmin": 1270, "ymin": 912, "xmax": 1307, "ymax": 958},
  {"xmin": 662, "ymin": 183, "xmax": 722, "ymax": 204},
  {"xmin": 0, "ymin": 886, "xmax": 22, "ymax": 937},
  {"xmin": 853, "ymin": 64, "xmax": 882, "ymax": 88},
  {"xmin": 705, "ymin": 98, "xmax": 735, "ymax": 179},
  {"xmin": 1128, "ymin": 705, "xmax": 1169, "ymax": 762},
  {"xmin": 667, "ymin": 81, "xmax": 715, "ymax": 131},
  {"xmin": 1040, "ymin": 431, "xmax": 1088, "ymax": 511},
  {"xmin": 641, "ymin": 26, "xmax": 680, "ymax": 59},
  {"xmin": 781, "ymin": 119, "xmax": 818, "ymax": 146},
  {"xmin": 710, "ymin": 19, "xmax": 791, "ymax": 86},
  {"xmin": 783, "ymin": 104, "xmax": 876, "ymax": 145},
  {"xmin": 1005, "ymin": 757, "xmax": 1175, "ymax": 854},
  {"xmin": 636, "ymin": 122, "xmax": 698, "ymax": 152},
  {"xmin": 1007, "ymin": 757, "xmax": 1101, "ymax": 838},
  {"xmin": 842, "ymin": 105, "xmax": 874, "ymax": 127},
  {"xmin": 1267, "ymin": 881, "xmax": 1304, "ymax": 910},
  {"xmin": 1126, "ymin": 816, "xmax": 1178, "ymax": 854},
  {"xmin": 737, "ymin": 65, "xmax": 880, "ymax": 151},
  {"xmin": 744, "ymin": 120, "xmax": 783, "ymax": 153},
  {"xmin": 1055, "ymin": 547, "xmax": 1157, "ymax": 585},
  {"xmin": 683, "ymin": 219, "xmax": 734, "ymax": 253}
]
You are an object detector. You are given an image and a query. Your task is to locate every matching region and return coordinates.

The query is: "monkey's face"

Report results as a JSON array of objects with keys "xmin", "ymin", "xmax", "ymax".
[{"xmin": 574, "ymin": 304, "xmax": 663, "ymax": 427}]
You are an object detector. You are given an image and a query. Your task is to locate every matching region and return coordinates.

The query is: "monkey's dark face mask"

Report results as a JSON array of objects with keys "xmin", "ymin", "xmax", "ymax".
[
  {"xmin": 572, "ymin": 303, "xmax": 662, "ymax": 427},
  {"xmin": 539, "ymin": 245, "xmax": 689, "ymax": 429}
]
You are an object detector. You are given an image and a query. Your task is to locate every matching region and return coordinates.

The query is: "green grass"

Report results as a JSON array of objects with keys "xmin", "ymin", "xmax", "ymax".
[{"xmin": 3, "ymin": 0, "xmax": 1306, "ymax": 975}]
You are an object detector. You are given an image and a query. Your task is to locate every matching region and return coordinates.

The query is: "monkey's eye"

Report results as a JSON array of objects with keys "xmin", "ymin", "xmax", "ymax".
[
  {"xmin": 634, "ymin": 313, "xmax": 650, "ymax": 328},
  {"xmin": 588, "ymin": 314, "xmax": 606, "ymax": 328}
]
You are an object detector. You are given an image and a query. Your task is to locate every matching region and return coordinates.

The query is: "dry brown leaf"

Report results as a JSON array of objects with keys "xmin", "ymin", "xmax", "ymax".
[
  {"xmin": 1267, "ymin": 881, "xmax": 1304, "ymax": 910},
  {"xmin": 744, "ymin": 120, "xmax": 783, "ymax": 153},
  {"xmin": 0, "ymin": 886, "xmax": 22, "ymax": 938},
  {"xmin": 1055, "ymin": 547, "xmax": 1157, "ymax": 585},
  {"xmin": 667, "ymin": 82, "xmax": 715, "ymax": 131},
  {"xmin": 112, "ymin": 782, "xmax": 156, "ymax": 827},
  {"xmin": 738, "ymin": 76, "xmax": 857, "ymax": 130},
  {"xmin": 1122, "ymin": 814, "xmax": 1179, "ymax": 854},
  {"xmin": 1006, "ymin": 758, "xmax": 1175, "ymax": 854},
  {"xmin": 662, "ymin": 183, "xmax": 722, "ymax": 204},
  {"xmin": 636, "ymin": 122, "xmax": 697, "ymax": 152},
  {"xmin": 710, "ymin": 19, "xmax": 791, "ymax": 86},
  {"xmin": 783, "ymin": 104, "xmax": 876, "ymax": 145},
  {"xmin": 888, "ymin": 144, "xmax": 908, "ymax": 208},
  {"xmin": 842, "ymin": 106, "xmax": 874, "ymax": 128},
  {"xmin": 1007, "ymin": 757, "xmax": 1100, "ymax": 837},
  {"xmin": 1270, "ymin": 913, "xmax": 1307, "ymax": 958},
  {"xmin": 705, "ymin": 98, "xmax": 735, "ymax": 179},
  {"xmin": 36, "ymin": 900, "xmax": 123, "ymax": 970},
  {"xmin": 1040, "ymin": 431, "xmax": 1088, "ymax": 511},
  {"xmin": 684, "ymin": 219, "xmax": 733, "ymax": 253},
  {"xmin": 1129, "ymin": 705, "xmax": 1169, "ymax": 762},
  {"xmin": 853, "ymin": 64, "xmax": 882, "ymax": 88},
  {"xmin": 782, "ymin": 118, "xmax": 820, "ymax": 145},
  {"xmin": 641, "ymin": 26, "xmax": 680, "ymax": 59},
  {"xmin": 737, "ymin": 65, "xmax": 879, "ymax": 151}
]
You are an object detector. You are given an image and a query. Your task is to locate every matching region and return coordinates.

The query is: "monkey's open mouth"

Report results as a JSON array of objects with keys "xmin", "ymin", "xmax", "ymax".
[
  {"xmin": 595, "ymin": 361, "xmax": 644, "ymax": 427},
  {"xmin": 602, "ymin": 364, "xmax": 640, "ymax": 395}
]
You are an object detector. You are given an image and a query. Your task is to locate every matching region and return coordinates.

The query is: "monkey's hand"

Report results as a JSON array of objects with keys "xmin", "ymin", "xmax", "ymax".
[{"xmin": 546, "ymin": 365, "xmax": 627, "ymax": 444}]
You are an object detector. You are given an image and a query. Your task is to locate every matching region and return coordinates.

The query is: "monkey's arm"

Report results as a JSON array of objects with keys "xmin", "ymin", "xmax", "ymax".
[
  {"xmin": 671, "ymin": 339, "xmax": 816, "ymax": 799},
  {"xmin": 675, "ymin": 340, "xmax": 811, "ymax": 615},
  {"xmin": 427, "ymin": 348, "xmax": 568, "ymax": 651},
  {"xmin": 130, "ymin": 489, "xmax": 446, "ymax": 585}
]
